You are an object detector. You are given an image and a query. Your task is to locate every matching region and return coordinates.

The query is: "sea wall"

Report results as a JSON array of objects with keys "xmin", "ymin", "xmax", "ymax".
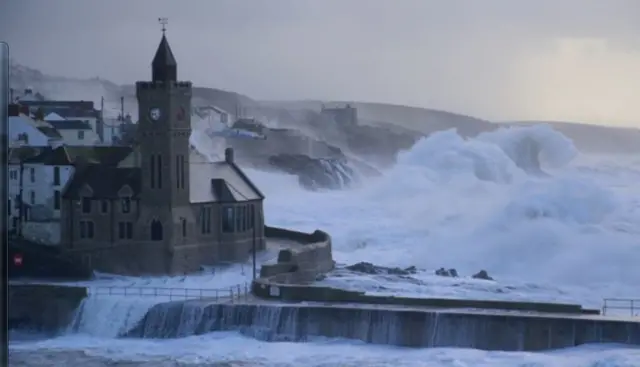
[
  {"xmin": 125, "ymin": 301, "xmax": 640, "ymax": 351},
  {"xmin": 255, "ymin": 227, "xmax": 600, "ymax": 315},
  {"xmin": 251, "ymin": 282, "xmax": 597, "ymax": 314},
  {"xmin": 8, "ymin": 284, "xmax": 87, "ymax": 333},
  {"xmin": 261, "ymin": 226, "xmax": 334, "ymax": 284}
]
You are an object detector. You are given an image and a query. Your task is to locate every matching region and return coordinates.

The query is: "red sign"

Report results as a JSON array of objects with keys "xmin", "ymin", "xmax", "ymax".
[{"xmin": 14, "ymin": 254, "xmax": 23, "ymax": 266}]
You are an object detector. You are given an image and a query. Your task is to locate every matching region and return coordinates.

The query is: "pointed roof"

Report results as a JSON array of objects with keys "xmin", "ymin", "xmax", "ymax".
[{"xmin": 152, "ymin": 34, "xmax": 177, "ymax": 82}]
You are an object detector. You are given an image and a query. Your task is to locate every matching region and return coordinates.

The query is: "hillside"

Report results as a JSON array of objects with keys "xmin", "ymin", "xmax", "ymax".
[{"xmin": 10, "ymin": 62, "xmax": 639, "ymax": 155}]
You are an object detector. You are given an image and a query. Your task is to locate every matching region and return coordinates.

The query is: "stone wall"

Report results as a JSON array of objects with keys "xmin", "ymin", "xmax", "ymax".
[
  {"xmin": 8, "ymin": 284, "xmax": 87, "ymax": 334},
  {"xmin": 125, "ymin": 301, "xmax": 640, "ymax": 351},
  {"xmin": 259, "ymin": 226, "xmax": 334, "ymax": 284}
]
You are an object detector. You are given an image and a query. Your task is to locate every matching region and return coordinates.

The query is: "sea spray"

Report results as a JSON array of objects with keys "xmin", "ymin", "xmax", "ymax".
[{"xmin": 67, "ymin": 295, "xmax": 161, "ymax": 338}]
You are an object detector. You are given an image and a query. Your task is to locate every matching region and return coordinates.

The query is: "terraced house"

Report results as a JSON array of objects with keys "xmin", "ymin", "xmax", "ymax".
[{"xmin": 59, "ymin": 30, "xmax": 266, "ymax": 275}]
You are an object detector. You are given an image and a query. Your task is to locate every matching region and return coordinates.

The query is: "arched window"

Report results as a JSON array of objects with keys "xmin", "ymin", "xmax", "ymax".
[{"xmin": 151, "ymin": 219, "xmax": 163, "ymax": 241}]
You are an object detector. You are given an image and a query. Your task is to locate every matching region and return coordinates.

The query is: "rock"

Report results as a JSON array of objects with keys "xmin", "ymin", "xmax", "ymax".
[
  {"xmin": 268, "ymin": 154, "xmax": 358, "ymax": 190},
  {"xmin": 435, "ymin": 267, "xmax": 458, "ymax": 277},
  {"xmin": 345, "ymin": 262, "xmax": 417, "ymax": 276},
  {"xmin": 472, "ymin": 270, "xmax": 493, "ymax": 281}
]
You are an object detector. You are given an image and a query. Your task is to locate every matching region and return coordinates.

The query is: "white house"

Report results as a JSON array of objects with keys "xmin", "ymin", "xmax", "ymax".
[
  {"xmin": 7, "ymin": 145, "xmax": 133, "ymax": 245},
  {"xmin": 46, "ymin": 120, "xmax": 100, "ymax": 146},
  {"xmin": 8, "ymin": 147, "xmax": 75, "ymax": 244},
  {"xmin": 8, "ymin": 105, "xmax": 63, "ymax": 147}
]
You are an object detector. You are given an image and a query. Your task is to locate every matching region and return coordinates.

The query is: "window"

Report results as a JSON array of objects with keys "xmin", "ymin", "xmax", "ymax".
[
  {"xmin": 222, "ymin": 206, "xmax": 234, "ymax": 233},
  {"xmin": 200, "ymin": 207, "xmax": 212, "ymax": 234},
  {"xmin": 53, "ymin": 167, "xmax": 60, "ymax": 185},
  {"xmin": 101, "ymin": 200, "xmax": 109, "ymax": 213},
  {"xmin": 53, "ymin": 190, "xmax": 61, "ymax": 210},
  {"xmin": 235, "ymin": 206, "xmax": 242, "ymax": 232},
  {"xmin": 150, "ymin": 220, "xmax": 163, "ymax": 241},
  {"xmin": 78, "ymin": 130, "xmax": 85, "ymax": 140},
  {"xmin": 180, "ymin": 155, "xmax": 185, "ymax": 189},
  {"xmin": 221, "ymin": 114, "xmax": 228, "ymax": 124},
  {"xmin": 79, "ymin": 221, "xmax": 94, "ymax": 239},
  {"xmin": 240, "ymin": 206, "xmax": 246, "ymax": 231},
  {"xmin": 249, "ymin": 205, "xmax": 255, "ymax": 229},
  {"xmin": 121, "ymin": 198, "xmax": 131, "ymax": 213},
  {"xmin": 30, "ymin": 168, "xmax": 35, "ymax": 183},
  {"xmin": 150, "ymin": 155, "xmax": 156, "ymax": 188},
  {"xmin": 81, "ymin": 197, "xmax": 91, "ymax": 213},
  {"xmin": 30, "ymin": 191, "xmax": 35, "ymax": 205},
  {"xmin": 176, "ymin": 155, "xmax": 180, "ymax": 189},
  {"xmin": 8, "ymin": 199, "xmax": 11, "ymax": 215},
  {"xmin": 9, "ymin": 170, "xmax": 17, "ymax": 180},
  {"xmin": 156, "ymin": 155, "xmax": 162, "ymax": 189},
  {"xmin": 181, "ymin": 218, "xmax": 187, "ymax": 236},
  {"xmin": 118, "ymin": 221, "xmax": 133, "ymax": 239}
]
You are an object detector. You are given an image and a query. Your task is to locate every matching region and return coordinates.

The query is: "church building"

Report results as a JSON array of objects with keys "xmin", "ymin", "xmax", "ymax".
[{"xmin": 60, "ymin": 29, "xmax": 266, "ymax": 275}]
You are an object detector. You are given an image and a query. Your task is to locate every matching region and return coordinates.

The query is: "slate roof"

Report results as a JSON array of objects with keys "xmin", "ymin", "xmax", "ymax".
[
  {"xmin": 189, "ymin": 148, "xmax": 264, "ymax": 203},
  {"xmin": 8, "ymin": 146, "xmax": 42, "ymax": 163},
  {"xmin": 63, "ymin": 166, "xmax": 141, "ymax": 199},
  {"xmin": 19, "ymin": 146, "xmax": 133, "ymax": 166},
  {"xmin": 20, "ymin": 101, "xmax": 99, "ymax": 119},
  {"xmin": 36, "ymin": 126, "xmax": 63, "ymax": 139},
  {"xmin": 47, "ymin": 120, "xmax": 92, "ymax": 130}
]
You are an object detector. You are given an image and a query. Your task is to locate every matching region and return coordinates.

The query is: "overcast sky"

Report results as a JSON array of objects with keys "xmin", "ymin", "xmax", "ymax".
[{"xmin": 2, "ymin": 0, "xmax": 639, "ymax": 126}]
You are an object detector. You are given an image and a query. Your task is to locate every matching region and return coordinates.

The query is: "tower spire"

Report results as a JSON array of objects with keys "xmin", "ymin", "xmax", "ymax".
[{"xmin": 152, "ymin": 17, "xmax": 177, "ymax": 82}]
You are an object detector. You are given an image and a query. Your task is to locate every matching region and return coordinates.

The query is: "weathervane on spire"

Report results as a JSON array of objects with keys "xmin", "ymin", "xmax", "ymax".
[{"xmin": 158, "ymin": 17, "xmax": 168, "ymax": 34}]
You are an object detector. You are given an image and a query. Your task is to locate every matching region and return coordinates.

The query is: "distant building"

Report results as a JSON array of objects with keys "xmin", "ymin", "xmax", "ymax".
[
  {"xmin": 321, "ymin": 103, "xmax": 358, "ymax": 126},
  {"xmin": 7, "ymin": 145, "xmax": 132, "ymax": 245},
  {"xmin": 58, "ymin": 30, "xmax": 266, "ymax": 275}
]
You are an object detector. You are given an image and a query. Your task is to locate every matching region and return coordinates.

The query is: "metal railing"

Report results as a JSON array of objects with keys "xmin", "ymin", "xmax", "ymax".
[
  {"xmin": 91, "ymin": 282, "xmax": 250, "ymax": 303},
  {"xmin": 602, "ymin": 298, "xmax": 640, "ymax": 317}
]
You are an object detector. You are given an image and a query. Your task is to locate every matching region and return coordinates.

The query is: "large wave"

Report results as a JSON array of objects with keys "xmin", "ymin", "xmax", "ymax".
[{"xmin": 248, "ymin": 124, "xmax": 640, "ymax": 307}]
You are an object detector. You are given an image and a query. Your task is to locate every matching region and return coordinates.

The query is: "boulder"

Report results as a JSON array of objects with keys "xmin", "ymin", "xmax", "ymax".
[{"xmin": 472, "ymin": 270, "xmax": 493, "ymax": 281}]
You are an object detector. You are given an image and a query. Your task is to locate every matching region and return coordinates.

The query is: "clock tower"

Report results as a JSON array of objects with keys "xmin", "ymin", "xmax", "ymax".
[{"xmin": 136, "ymin": 27, "xmax": 192, "ymax": 217}]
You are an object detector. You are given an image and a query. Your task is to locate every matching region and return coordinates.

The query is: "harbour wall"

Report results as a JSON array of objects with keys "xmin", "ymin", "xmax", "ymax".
[
  {"xmin": 260, "ymin": 226, "xmax": 334, "ymax": 284},
  {"xmin": 8, "ymin": 284, "xmax": 87, "ymax": 334},
  {"xmin": 125, "ymin": 300, "xmax": 640, "ymax": 351}
]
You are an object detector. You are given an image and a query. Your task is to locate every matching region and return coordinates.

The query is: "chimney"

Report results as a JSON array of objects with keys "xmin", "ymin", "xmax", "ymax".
[
  {"xmin": 224, "ymin": 147, "xmax": 234, "ymax": 164},
  {"xmin": 8, "ymin": 104, "xmax": 20, "ymax": 117}
]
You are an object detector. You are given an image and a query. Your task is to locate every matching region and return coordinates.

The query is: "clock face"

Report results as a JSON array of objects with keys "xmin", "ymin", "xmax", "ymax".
[{"xmin": 149, "ymin": 107, "xmax": 162, "ymax": 121}]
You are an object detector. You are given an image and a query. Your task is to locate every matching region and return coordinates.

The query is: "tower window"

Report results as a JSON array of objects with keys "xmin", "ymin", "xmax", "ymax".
[
  {"xmin": 121, "ymin": 198, "xmax": 131, "ymax": 213},
  {"xmin": 151, "ymin": 219, "xmax": 163, "ymax": 241},
  {"xmin": 156, "ymin": 154, "xmax": 163, "ymax": 189},
  {"xmin": 180, "ymin": 155, "xmax": 185, "ymax": 189},
  {"xmin": 81, "ymin": 197, "xmax": 91, "ymax": 213},
  {"xmin": 150, "ymin": 155, "xmax": 156, "ymax": 188}
]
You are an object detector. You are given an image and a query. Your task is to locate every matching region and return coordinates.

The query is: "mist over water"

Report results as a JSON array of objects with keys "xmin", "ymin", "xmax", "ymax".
[{"xmin": 10, "ymin": 124, "xmax": 640, "ymax": 366}]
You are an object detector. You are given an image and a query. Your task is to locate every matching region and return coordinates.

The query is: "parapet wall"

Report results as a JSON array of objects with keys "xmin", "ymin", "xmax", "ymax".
[
  {"xmin": 8, "ymin": 284, "xmax": 87, "ymax": 333},
  {"xmin": 260, "ymin": 226, "xmax": 334, "ymax": 284}
]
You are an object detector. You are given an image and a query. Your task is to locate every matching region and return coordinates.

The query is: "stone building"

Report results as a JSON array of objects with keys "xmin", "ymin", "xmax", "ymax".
[{"xmin": 59, "ymin": 31, "xmax": 266, "ymax": 275}]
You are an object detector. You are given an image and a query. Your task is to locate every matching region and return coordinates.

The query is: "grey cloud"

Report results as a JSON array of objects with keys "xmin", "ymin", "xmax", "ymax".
[{"xmin": 1, "ymin": 0, "xmax": 638, "ymax": 125}]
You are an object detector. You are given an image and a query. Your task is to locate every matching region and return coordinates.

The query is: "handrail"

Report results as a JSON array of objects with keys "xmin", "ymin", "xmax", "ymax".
[
  {"xmin": 602, "ymin": 298, "xmax": 640, "ymax": 317},
  {"xmin": 90, "ymin": 282, "xmax": 250, "ymax": 303}
]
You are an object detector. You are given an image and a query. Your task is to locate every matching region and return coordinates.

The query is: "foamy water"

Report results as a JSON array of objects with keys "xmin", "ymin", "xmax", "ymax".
[{"xmin": 10, "ymin": 125, "xmax": 640, "ymax": 366}]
